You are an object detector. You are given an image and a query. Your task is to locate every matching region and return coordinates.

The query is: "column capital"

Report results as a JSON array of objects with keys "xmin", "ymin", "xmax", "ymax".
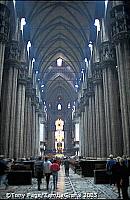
[
  {"xmin": 99, "ymin": 41, "xmax": 116, "ymax": 69},
  {"xmin": 18, "ymin": 65, "xmax": 27, "ymax": 85},
  {"xmin": 86, "ymin": 78, "xmax": 94, "ymax": 97},
  {"xmin": 92, "ymin": 62, "xmax": 103, "ymax": 85},
  {"xmin": 31, "ymin": 88, "xmax": 37, "ymax": 106},
  {"xmin": 4, "ymin": 40, "xmax": 20, "ymax": 69},
  {"xmin": 36, "ymin": 97, "xmax": 40, "ymax": 113},
  {"xmin": 110, "ymin": 3, "xmax": 130, "ymax": 44},
  {"xmin": 26, "ymin": 78, "xmax": 33, "ymax": 97},
  {"xmin": 0, "ymin": 3, "xmax": 10, "ymax": 43}
]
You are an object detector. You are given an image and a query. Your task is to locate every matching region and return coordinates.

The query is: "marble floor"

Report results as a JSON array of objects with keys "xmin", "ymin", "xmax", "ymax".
[{"xmin": 0, "ymin": 165, "xmax": 130, "ymax": 199}]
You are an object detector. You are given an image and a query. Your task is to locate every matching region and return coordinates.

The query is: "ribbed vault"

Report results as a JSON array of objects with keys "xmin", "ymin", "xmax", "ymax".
[{"xmin": 17, "ymin": 0, "xmax": 97, "ymax": 119}]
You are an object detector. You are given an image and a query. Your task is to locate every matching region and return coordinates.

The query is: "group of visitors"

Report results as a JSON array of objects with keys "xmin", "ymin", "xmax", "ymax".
[
  {"xmin": 106, "ymin": 154, "xmax": 129, "ymax": 199},
  {"xmin": 34, "ymin": 156, "xmax": 60, "ymax": 191}
]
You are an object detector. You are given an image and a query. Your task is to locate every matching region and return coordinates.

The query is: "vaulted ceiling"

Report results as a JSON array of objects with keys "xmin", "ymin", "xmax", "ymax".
[{"xmin": 16, "ymin": 1, "xmax": 101, "ymax": 115}]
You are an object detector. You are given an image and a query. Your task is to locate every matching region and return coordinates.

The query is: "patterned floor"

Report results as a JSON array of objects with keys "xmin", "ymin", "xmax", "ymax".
[{"xmin": 0, "ymin": 165, "xmax": 130, "ymax": 199}]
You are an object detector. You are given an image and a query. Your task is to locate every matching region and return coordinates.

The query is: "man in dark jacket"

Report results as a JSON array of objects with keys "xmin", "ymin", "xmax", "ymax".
[
  {"xmin": 64, "ymin": 157, "xmax": 70, "ymax": 177},
  {"xmin": 0, "ymin": 155, "xmax": 9, "ymax": 189},
  {"xmin": 119, "ymin": 158, "xmax": 129, "ymax": 199},
  {"xmin": 34, "ymin": 156, "xmax": 44, "ymax": 191}
]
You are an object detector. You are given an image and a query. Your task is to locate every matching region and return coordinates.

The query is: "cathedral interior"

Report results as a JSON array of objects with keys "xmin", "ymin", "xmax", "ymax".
[{"xmin": 0, "ymin": 0, "xmax": 130, "ymax": 160}]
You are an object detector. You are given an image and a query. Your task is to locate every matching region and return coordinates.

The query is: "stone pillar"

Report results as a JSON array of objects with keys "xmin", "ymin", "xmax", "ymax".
[
  {"xmin": 110, "ymin": 1, "xmax": 130, "ymax": 156},
  {"xmin": 35, "ymin": 98, "xmax": 40, "ymax": 156},
  {"xmin": 31, "ymin": 89, "xmax": 36, "ymax": 156},
  {"xmin": 84, "ymin": 95, "xmax": 89, "ymax": 157},
  {"xmin": 14, "ymin": 65, "xmax": 26, "ymax": 159},
  {"xmin": 0, "ymin": 40, "xmax": 20, "ymax": 158},
  {"xmin": 93, "ymin": 62, "xmax": 106, "ymax": 158},
  {"xmin": 100, "ymin": 40, "xmax": 123, "ymax": 156},
  {"xmin": 0, "ymin": 3, "xmax": 10, "ymax": 99},
  {"xmin": 87, "ymin": 78, "xmax": 96, "ymax": 158},
  {"xmin": 24, "ymin": 78, "xmax": 32, "ymax": 158}
]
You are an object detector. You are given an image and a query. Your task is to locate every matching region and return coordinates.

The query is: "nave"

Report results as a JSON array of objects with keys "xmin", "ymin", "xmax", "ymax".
[{"xmin": 0, "ymin": 165, "xmax": 129, "ymax": 199}]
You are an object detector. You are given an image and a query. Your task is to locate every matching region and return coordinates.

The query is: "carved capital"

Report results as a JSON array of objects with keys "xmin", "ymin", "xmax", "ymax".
[
  {"xmin": 0, "ymin": 3, "xmax": 10, "ymax": 43},
  {"xmin": 86, "ymin": 78, "xmax": 94, "ymax": 97},
  {"xmin": 18, "ymin": 66, "xmax": 27, "ymax": 85},
  {"xmin": 99, "ymin": 41, "xmax": 116, "ymax": 69},
  {"xmin": 36, "ymin": 97, "xmax": 40, "ymax": 112},
  {"xmin": 92, "ymin": 62, "xmax": 103, "ymax": 85},
  {"xmin": 5, "ymin": 40, "xmax": 20, "ymax": 61},
  {"xmin": 26, "ymin": 78, "xmax": 33, "ymax": 97},
  {"xmin": 110, "ymin": 4, "xmax": 130, "ymax": 44}
]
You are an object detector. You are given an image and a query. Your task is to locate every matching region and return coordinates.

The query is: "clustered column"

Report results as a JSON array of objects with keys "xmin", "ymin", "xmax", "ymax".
[
  {"xmin": 100, "ymin": 40, "xmax": 123, "ymax": 156},
  {"xmin": 86, "ymin": 78, "xmax": 96, "ymax": 158},
  {"xmin": 1, "ymin": 40, "xmax": 20, "ymax": 158},
  {"xmin": 14, "ymin": 64, "xmax": 26, "ymax": 159},
  {"xmin": 92, "ymin": 62, "xmax": 106, "ymax": 158},
  {"xmin": 0, "ymin": 3, "xmax": 10, "ymax": 99},
  {"xmin": 110, "ymin": 1, "xmax": 130, "ymax": 156}
]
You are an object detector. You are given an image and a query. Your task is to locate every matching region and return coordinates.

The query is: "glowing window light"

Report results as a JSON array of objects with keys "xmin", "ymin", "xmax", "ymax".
[
  {"xmin": 20, "ymin": 18, "xmax": 26, "ymax": 34},
  {"xmin": 13, "ymin": 0, "xmax": 16, "ymax": 7},
  {"xmin": 32, "ymin": 58, "xmax": 35, "ymax": 69},
  {"xmin": 57, "ymin": 58, "xmax": 62, "ymax": 67},
  {"xmin": 41, "ymin": 84, "xmax": 44, "ymax": 88},
  {"xmin": 105, "ymin": 0, "xmax": 108, "ymax": 13},
  {"xmin": 88, "ymin": 42, "xmax": 93, "ymax": 55},
  {"xmin": 75, "ymin": 84, "xmax": 79, "ymax": 88},
  {"xmin": 94, "ymin": 19, "xmax": 100, "ymax": 36},
  {"xmin": 36, "ymin": 71, "xmax": 38, "ymax": 74},
  {"xmin": 85, "ymin": 58, "xmax": 87, "ymax": 63},
  {"xmin": 27, "ymin": 41, "xmax": 31, "ymax": 55},
  {"xmin": 68, "ymin": 103, "xmax": 71, "ymax": 109},
  {"xmin": 58, "ymin": 104, "xmax": 62, "ymax": 110}
]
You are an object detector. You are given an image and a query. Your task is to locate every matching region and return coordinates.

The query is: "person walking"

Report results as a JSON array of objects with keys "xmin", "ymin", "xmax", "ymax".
[
  {"xmin": 112, "ymin": 156, "xmax": 122, "ymax": 198},
  {"xmin": 43, "ymin": 156, "xmax": 52, "ymax": 190},
  {"xmin": 50, "ymin": 159, "xmax": 60, "ymax": 190},
  {"xmin": 0, "ymin": 155, "xmax": 9, "ymax": 189},
  {"xmin": 119, "ymin": 158, "xmax": 129, "ymax": 199},
  {"xmin": 64, "ymin": 157, "xmax": 70, "ymax": 177},
  {"xmin": 106, "ymin": 154, "xmax": 116, "ymax": 185},
  {"xmin": 34, "ymin": 156, "xmax": 44, "ymax": 191}
]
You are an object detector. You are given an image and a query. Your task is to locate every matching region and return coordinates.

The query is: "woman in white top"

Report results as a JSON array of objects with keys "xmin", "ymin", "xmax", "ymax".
[{"xmin": 43, "ymin": 157, "xmax": 52, "ymax": 190}]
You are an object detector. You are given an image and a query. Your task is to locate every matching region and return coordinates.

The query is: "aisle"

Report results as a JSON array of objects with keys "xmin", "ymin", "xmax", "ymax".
[{"xmin": 0, "ymin": 165, "xmax": 129, "ymax": 199}]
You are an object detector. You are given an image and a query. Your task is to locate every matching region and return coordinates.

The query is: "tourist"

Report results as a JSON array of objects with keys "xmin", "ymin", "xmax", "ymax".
[
  {"xmin": 112, "ymin": 156, "xmax": 122, "ymax": 198},
  {"xmin": 34, "ymin": 156, "xmax": 44, "ymax": 191},
  {"xmin": 106, "ymin": 154, "xmax": 116, "ymax": 185},
  {"xmin": 0, "ymin": 155, "xmax": 9, "ymax": 189},
  {"xmin": 119, "ymin": 158, "xmax": 129, "ymax": 199},
  {"xmin": 43, "ymin": 156, "xmax": 52, "ymax": 190},
  {"xmin": 50, "ymin": 159, "xmax": 60, "ymax": 190},
  {"xmin": 64, "ymin": 157, "xmax": 70, "ymax": 177}
]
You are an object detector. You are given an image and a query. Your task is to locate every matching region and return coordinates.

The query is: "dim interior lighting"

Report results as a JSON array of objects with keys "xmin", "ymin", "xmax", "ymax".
[{"xmin": 57, "ymin": 58, "xmax": 62, "ymax": 67}]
